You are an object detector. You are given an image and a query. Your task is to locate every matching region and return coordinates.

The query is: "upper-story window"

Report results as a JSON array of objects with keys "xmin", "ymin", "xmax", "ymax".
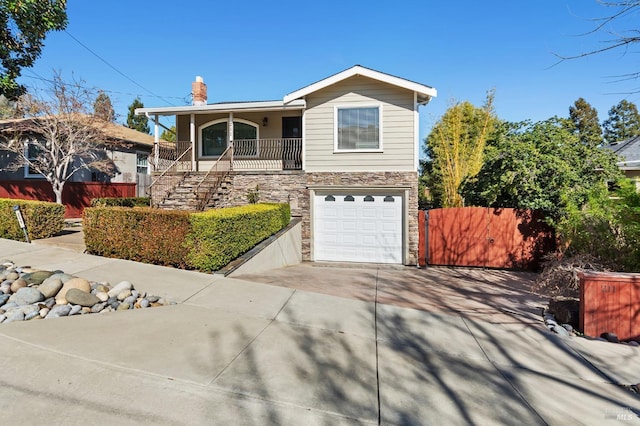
[{"xmin": 335, "ymin": 106, "xmax": 381, "ymax": 151}]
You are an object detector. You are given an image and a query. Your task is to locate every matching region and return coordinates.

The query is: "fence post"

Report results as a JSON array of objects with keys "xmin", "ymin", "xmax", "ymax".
[{"xmin": 418, "ymin": 210, "xmax": 427, "ymax": 267}]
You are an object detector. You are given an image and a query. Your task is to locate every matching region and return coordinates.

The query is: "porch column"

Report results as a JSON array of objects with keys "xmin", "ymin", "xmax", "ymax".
[
  {"xmin": 190, "ymin": 113, "xmax": 196, "ymax": 171},
  {"xmin": 153, "ymin": 114, "xmax": 159, "ymax": 170},
  {"xmin": 228, "ymin": 112, "xmax": 234, "ymax": 148}
]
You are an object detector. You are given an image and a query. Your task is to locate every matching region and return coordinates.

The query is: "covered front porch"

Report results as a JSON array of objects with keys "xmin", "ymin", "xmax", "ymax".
[
  {"xmin": 143, "ymin": 99, "xmax": 306, "ymax": 175},
  {"xmin": 139, "ymin": 99, "xmax": 305, "ymax": 210}
]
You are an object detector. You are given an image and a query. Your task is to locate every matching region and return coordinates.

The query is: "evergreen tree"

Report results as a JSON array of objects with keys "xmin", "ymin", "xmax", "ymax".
[
  {"xmin": 160, "ymin": 125, "xmax": 176, "ymax": 142},
  {"xmin": 126, "ymin": 97, "xmax": 149, "ymax": 134},
  {"xmin": 93, "ymin": 91, "xmax": 115, "ymax": 122},
  {"xmin": 603, "ymin": 100, "xmax": 640, "ymax": 144},
  {"xmin": 568, "ymin": 98, "xmax": 602, "ymax": 146}
]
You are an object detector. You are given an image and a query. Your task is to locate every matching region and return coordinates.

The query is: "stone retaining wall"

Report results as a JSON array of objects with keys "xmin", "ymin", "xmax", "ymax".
[
  {"xmin": 216, "ymin": 172, "xmax": 308, "ymax": 218},
  {"xmin": 173, "ymin": 170, "xmax": 419, "ymax": 265}
]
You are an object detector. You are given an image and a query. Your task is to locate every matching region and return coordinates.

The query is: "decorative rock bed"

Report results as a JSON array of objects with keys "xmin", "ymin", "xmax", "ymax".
[
  {"xmin": 543, "ymin": 309, "xmax": 640, "ymax": 347},
  {"xmin": 0, "ymin": 260, "xmax": 174, "ymax": 324}
]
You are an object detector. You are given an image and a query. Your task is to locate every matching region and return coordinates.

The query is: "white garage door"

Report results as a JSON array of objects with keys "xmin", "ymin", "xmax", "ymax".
[{"xmin": 314, "ymin": 193, "xmax": 403, "ymax": 264}]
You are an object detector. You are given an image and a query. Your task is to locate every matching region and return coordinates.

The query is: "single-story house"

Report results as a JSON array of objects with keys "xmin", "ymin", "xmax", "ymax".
[
  {"xmin": 0, "ymin": 116, "xmax": 154, "ymax": 195},
  {"xmin": 603, "ymin": 136, "xmax": 640, "ymax": 190},
  {"xmin": 137, "ymin": 65, "xmax": 437, "ymax": 265}
]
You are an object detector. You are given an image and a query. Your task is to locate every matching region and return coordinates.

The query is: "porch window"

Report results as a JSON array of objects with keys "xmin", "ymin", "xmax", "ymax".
[
  {"xmin": 335, "ymin": 106, "xmax": 381, "ymax": 151},
  {"xmin": 233, "ymin": 122, "xmax": 258, "ymax": 157},
  {"xmin": 200, "ymin": 120, "xmax": 258, "ymax": 157},
  {"xmin": 202, "ymin": 122, "xmax": 228, "ymax": 157}
]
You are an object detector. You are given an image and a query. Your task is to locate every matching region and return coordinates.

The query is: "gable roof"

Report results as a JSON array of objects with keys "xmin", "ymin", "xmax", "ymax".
[
  {"xmin": 283, "ymin": 65, "xmax": 437, "ymax": 104},
  {"xmin": 602, "ymin": 136, "xmax": 640, "ymax": 170},
  {"xmin": 0, "ymin": 116, "xmax": 155, "ymax": 147},
  {"xmin": 135, "ymin": 65, "xmax": 437, "ymax": 117}
]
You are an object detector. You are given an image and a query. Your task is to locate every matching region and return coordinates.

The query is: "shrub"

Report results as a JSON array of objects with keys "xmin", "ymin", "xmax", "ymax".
[
  {"xmin": 185, "ymin": 203, "xmax": 290, "ymax": 272},
  {"xmin": 554, "ymin": 179, "xmax": 640, "ymax": 273},
  {"xmin": 532, "ymin": 254, "xmax": 619, "ymax": 298},
  {"xmin": 0, "ymin": 199, "xmax": 65, "ymax": 240},
  {"xmin": 84, "ymin": 203, "xmax": 290, "ymax": 272},
  {"xmin": 90, "ymin": 197, "xmax": 151, "ymax": 208},
  {"xmin": 84, "ymin": 207, "xmax": 191, "ymax": 268}
]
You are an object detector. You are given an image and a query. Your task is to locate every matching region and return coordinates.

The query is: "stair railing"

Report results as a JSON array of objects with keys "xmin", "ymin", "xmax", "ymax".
[
  {"xmin": 194, "ymin": 144, "xmax": 234, "ymax": 211},
  {"xmin": 147, "ymin": 142, "xmax": 193, "ymax": 207}
]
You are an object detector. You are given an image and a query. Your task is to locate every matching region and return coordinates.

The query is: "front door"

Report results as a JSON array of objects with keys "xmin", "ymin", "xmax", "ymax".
[{"xmin": 282, "ymin": 116, "xmax": 302, "ymax": 138}]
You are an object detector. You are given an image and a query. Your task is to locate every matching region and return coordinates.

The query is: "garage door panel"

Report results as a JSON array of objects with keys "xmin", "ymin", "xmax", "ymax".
[
  {"xmin": 362, "ymin": 208, "xmax": 377, "ymax": 218},
  {"xmin": 314, "ymin": 193, "xmax": 403, "ymax": 264}
]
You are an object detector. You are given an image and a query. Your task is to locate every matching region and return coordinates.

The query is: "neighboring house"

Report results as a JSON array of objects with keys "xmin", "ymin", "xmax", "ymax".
[
  {"xmin": 0, "ymin": 117, "xmax": 154, "ymax": 196},
  {"xmin": 603, "ymin": 136, "xmax": 640, "ymax": 190},
  {"xmin": 137, "ymin": 65, "xmax": 437, "ymax": 265}
]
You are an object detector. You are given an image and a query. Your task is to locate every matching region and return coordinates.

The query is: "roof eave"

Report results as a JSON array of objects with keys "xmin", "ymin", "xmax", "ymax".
[
  {"xmin": 283, "ymin": 65, "xmax": 437, "ymax": 104},
  {"xmin": 136, "ymin": 99, "xmax": 306, "ymax": 116}
]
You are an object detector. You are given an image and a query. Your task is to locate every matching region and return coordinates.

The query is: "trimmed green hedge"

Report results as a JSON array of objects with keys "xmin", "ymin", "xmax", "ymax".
[
  {"xmin": 90, "ymin": 197, "xmax": 151, "ymax": 208},
  {"xmin": 83, "ymin": 203, "xmax": 291, "ymax": 272},
  {"xmin": 186, "ymin": 203, "xmax": 291, "ymax": 272},
  {"xmin": 0, "ymin": 199, "xmax": 65, "ymax": 240}
]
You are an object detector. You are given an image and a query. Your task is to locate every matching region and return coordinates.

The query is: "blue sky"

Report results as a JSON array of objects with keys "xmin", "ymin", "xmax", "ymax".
[{"xmin": 16, "ymin": 1, "xmax": 640, "ymax": 149}]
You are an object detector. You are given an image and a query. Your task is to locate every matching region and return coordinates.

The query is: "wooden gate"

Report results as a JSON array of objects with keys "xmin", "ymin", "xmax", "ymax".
[{"xmin": 421, "ymin": 207, "xmax": 554, "ymax": 269}]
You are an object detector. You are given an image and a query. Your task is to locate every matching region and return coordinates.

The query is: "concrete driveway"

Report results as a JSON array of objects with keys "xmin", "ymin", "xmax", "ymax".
[{"xmin": 0, "ymin": 239, "xmax": 639, "ymax": 425}]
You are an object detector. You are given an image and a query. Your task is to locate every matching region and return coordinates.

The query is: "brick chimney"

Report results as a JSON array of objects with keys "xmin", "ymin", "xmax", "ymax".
[{"xmin": 192, "ymin": 76, "xmax": 207, "ymax": 106}]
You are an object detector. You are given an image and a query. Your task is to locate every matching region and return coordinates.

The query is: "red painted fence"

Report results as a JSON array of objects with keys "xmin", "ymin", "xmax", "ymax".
[
  {"xmin": 0, "ymin": 180, "xmax": 136, "ymax": 218},
  {"xmin": 579, "ymin": 272, "xmax": 640, "ymax": 341},
  {"xmin": 420, "ymin": 207, "xmax": 554, "ymax": 270}
]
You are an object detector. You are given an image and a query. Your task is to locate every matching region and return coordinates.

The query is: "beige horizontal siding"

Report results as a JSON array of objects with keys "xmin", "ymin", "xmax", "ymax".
[{"xmin": 304, "ymin": 76, "xmax": 416, "ymax": 172}]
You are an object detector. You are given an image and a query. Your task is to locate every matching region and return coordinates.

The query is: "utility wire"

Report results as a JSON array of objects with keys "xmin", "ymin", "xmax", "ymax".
[
  {"xmin": 63, "ymin": 30, "xmax": 177, "ymax": 106},
  {"xmin": 22, "ymin": 72, "xmax": 190, "ymax": 103}
]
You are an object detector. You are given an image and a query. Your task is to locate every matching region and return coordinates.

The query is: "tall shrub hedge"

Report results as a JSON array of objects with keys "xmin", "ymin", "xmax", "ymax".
[
  {"xmin": 84, "ymin": 207, "xmax": 192, "ymax": 268},
  {"xmin": 186, "ymin": 203, "xmax": 291, "ymax": 272},
  {"xmin": 0, "ymin": 199, "xmax": 65, "ymax": 240},
  {"xmin": 83, "ymin": 203, "xmax": 291, "ymax": 272}
]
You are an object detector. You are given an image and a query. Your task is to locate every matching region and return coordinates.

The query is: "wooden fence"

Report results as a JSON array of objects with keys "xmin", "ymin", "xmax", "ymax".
[
  {"xmin": 420, "ymin": 207, "xmax": 555, "ymax": 270},
  {"xmin": 579, "ymin": 271, "xmax": 640, "ymax": 341},
  {"xmin": 0, "ymin": 180, "xmax": 136, "ymax": 218}
]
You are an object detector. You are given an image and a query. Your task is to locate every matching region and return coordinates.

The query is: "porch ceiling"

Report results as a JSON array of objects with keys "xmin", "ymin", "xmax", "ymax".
[{"xmin": 136, "ymin": 99, "xmax": 306, "ymax": 117}]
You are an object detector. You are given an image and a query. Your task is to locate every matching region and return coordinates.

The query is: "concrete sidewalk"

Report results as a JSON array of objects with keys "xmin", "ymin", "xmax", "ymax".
[{"xmin": 0, "ymin": 239, "xmax": 639, "ymax": 424}]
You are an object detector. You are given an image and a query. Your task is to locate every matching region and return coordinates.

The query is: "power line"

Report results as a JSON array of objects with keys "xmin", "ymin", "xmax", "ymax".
[
  {"xmin": 22, "ymin": 72, "xmax": 190, "ymax": 103},
  {"xmin": 63, "ymin": 30, "xmax": 178, "ymax": 106}
]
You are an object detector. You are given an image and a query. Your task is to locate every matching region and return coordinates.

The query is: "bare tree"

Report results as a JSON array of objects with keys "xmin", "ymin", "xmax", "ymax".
[
  {"xmin": 0, "ymin": 74, "xmax": 121, "ymax": 203},
  {"xmin": 557, "ymin": 2, "xmax": 640, "ymax": 84}
]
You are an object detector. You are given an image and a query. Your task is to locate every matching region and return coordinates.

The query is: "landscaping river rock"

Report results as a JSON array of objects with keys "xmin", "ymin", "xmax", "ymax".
[{"xmin": 0, "ymin": 260, "xmax": 174, "ymax": 324}]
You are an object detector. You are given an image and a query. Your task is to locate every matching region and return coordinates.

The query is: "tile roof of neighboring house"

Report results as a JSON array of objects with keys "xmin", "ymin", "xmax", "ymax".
[
  {"xmin": 0, "ymin": 116, "xmax": 155, "ymax": 148},
  {"xmin": 603, "ymin": 136, "xmax": 640, "ymax": 169}
]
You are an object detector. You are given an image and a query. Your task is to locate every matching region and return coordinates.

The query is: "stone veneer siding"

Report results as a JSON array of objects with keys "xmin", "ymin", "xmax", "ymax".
[
  {"xmin": 216, "ymin": 171, "xmax": 308, "ymax": 219},
  {"xmin": 305, "ymin": 172, "xmax": 419, "ymax": 265},
  {"xmin": 217, "ymin": 171, "xmax": 418, "ymax": 265}
]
